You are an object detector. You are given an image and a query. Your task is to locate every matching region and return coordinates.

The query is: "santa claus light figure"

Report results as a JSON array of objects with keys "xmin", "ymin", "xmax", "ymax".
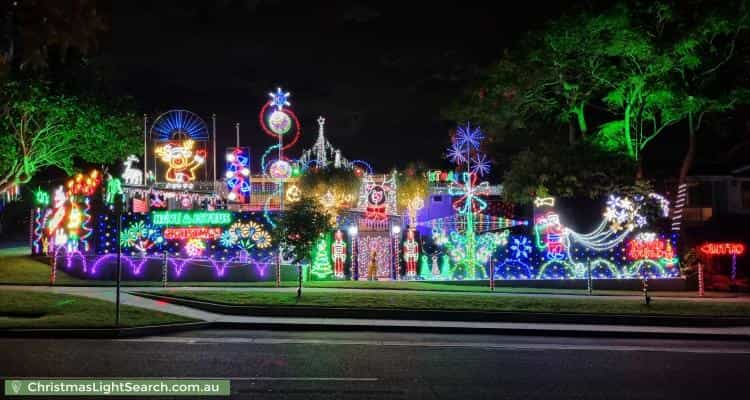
[
  {"xmin": 331, "ymin": 230, "xmax": 347, "ymax": 278},
  {"xmin": 403, "ymin": 230, "xmax": 419, "ymax": 277}
]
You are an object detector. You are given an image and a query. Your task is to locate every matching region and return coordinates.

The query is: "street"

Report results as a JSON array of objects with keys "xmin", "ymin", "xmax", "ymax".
[{"xmin": 2, "ymin": 330, "xmax": 749, "ymax": 399}]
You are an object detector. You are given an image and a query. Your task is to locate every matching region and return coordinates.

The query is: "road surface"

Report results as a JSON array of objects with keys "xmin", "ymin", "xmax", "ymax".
[{"xmin": 2, "ymin": 330, "xmax": 750, "ymax": 399}]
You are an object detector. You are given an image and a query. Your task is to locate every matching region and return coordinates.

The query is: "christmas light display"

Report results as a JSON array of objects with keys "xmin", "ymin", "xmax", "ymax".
[
  {"xmin": 268, "ymin": 159, "xmax": 292, "ymax": 180},
  {"xmin": 122, "ymin": 155, "xmax": 143, "ymax": 185},
  {"xmin": 164, "ymin": 227, "xmax": 222, "ymax": 240},
  {"xmin": 357, "ymin": 173, "xmax": 397, "ymax": 226},
  {"xmin": 533, "ymin": 197, "xmax": 555, "ymax": 208},
  {"xmin": 311, "ymin": 233, "xmax": 333, "ymax": 279},
  {"xmin": 259, "ymin": 88, "xmax": 301, "ymax": 151},
  {"xmin": 151, "ymin": 110, "xmax": 209, "ymax": 141},
  {"xmin": 225, "ymin": 147, "xmax": 251, "ymax": 202},
  {"xmin": 105, "ymin": 175, "xmax": 123, "ymax": 205},
  {"xmin": 626, "ymin": 233, "xmax": 676, "ymax": 261},
  {"xmin": 185, "ymin": 238, "xmax": 206, "ymax": 257},
  {"xmin": 220, "ymin": 221, "xmax": 272, "ymax": 250},
  {"xmin": 671, "ymin": 183, "xmax": 688, "ymax": 232},
  {"xmin": 427, "ymin": 123, "xmax": 510, "ymax": 279},
  {"xmin": 154, "ymin": 140, "xmax": 206, "ymax": 184},
  {"xmin": 331, "ymin": 230, "xmax": 347, "ymax": 278},
  {"xmin": 66, "ymin": 170, "xmax": 102, "ymax": 197},
  {"xmin": 285, "ymin": 184, "xmax": 302, "ymax": 203},
  {"xmin": 120, "ymin": 221, "xmax": 163, "ymax": 253},
  {"xmin": 151, "ymin": 210, "xmax": 232, "ymax": 226},
  {"xmin": 403, "ymin": 229, "xmax": 420, "ymax": 277},
  {"xmin": 298, "ymin": 116, "xmax": 354, "ymax": 170},
  {"xmin": 34, "ymin": 188, "xmax": 49, "ymax": 207},
  {"xmin": 350, "ymin": 160, "xmax": 374, "ymax": 175},
  {"xmin": 699, "ymin": 242, "xmax": 746, "ymax": 256},
  {"xmin": 356, "ymin": 236, "xmax": 392, "ymax": 280}
]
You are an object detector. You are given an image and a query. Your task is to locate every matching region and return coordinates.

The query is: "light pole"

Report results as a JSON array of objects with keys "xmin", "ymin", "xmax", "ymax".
[
  {"xmin": 348, "ymin": 225, "xmax": 358, "ymax": 280},
  {"xmin": 115, "ymin": 193, "xmax": 123, "ymax": 327}
]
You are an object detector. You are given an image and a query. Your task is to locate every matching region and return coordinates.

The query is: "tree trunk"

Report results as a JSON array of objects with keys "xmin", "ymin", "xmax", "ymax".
[
  {"xmin": 678, "ymin": 112, "xmax": 696, "ymax": 184},
  {"xmin": 636, "ymin": 158, "xmax": 644, "ymax": 180},
  {"xmin": 574, "ymin": 103, "xmax": 587, "ymax": 138},
  {"xmin": 624, "ymin": 104, "xmax": 635, "ymax": 159},
  {"xmin": 568, "ymin": 120, "xmax": 576, "ymax": 145}
]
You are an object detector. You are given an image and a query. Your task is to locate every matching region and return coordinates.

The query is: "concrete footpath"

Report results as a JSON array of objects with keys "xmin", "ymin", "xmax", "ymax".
[{"xmin": 3, "ymin": 285, "xmax": 750, "ymax": 340}]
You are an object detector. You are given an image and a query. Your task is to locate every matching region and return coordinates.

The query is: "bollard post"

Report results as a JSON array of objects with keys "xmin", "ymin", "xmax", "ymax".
[
  {"xmin": 489, "ymin": 257, "xmax": 495, "ymax": 292},
  {"xmin": 162, "ymin": 251, "xmax": 168, "ymax": 288},
  {"xmin": 50, "ymin": 254, "xmax": 57, "ymax": 286},
  {"xmin": 642, "ymin": 275, "xmax": 651, "ymax": 306}
]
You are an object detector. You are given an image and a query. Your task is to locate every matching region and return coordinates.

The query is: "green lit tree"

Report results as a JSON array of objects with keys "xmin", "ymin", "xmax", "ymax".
[
  {"xmin": 0, "ymin": 79, "xmax": 140, "ymax": 194},
  {"xmin": 448, "ymin": 0, "xmax": 750, "ymax": 193},
  {"xmin": 272, "ymin": 196, "xmax": 334, "ymax": 295},
  {"xmin": 590, "ymin": 2, "xmax": 749, "ymax": 178}
]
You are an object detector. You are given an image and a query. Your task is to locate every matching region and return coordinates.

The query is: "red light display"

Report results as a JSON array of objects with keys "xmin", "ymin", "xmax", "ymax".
[
  {"xmin": 163, "ymin": 227, "xmax": 222, "ymax": 241},
  {"xmin": 699, "ymin": 242, "xmax": 745, "ymax": 256},
  {"xmin": 626, "ymin": 238, "xmax": 675, "ymax": 260}
]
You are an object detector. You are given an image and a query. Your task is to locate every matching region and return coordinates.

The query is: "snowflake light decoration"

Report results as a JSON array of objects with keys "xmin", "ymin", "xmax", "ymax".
[
  {"xmin": 268, "ymin": 87, "xmax": 291, "ymax": 111},
  {"xmin": 447, "ymin": 142, "xmax": 467, "ymax": 164},
  {"xmin": 449, "ymin": 173, "xmax": 490, "ymax": 215},
  {"xmin": 470, "ymin": 153, "xmax": 491, "ymax": 176},
  {"xmin": 510, "ymin": 236, "xmax": 532, "ymax": 260},
  {"xmin": 455, "ymin": 122, "xmax": 484, "ymax": 150}
]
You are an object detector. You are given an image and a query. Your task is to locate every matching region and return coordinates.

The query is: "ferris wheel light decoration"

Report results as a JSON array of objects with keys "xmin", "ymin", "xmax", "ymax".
[{"xmin": 151, "ymin": 110, "xmax": 209, "ymax": 141}]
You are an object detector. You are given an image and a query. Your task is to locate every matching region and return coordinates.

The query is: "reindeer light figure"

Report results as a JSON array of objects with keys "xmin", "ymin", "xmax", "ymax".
[{"xmin": 122, "ymin": 155, "xmax": 143, "ymax": 185}]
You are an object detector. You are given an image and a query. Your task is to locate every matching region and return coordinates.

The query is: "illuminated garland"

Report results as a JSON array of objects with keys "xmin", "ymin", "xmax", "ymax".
[{"xmin": 81, "ymin": 198, "xmax": 92, "ymax": 252}]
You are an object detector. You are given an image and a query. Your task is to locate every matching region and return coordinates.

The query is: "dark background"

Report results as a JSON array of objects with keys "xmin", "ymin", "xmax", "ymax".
[{"xmin": 105, "ymin": 1, "xmax": 572, "ymax": 171}]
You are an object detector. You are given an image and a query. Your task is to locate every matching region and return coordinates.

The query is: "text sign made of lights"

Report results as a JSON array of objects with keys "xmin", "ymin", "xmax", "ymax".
[
  {"xmin": 151, "ymin": 211, "xmax": 232, "ymax": 226},
  {"xmin": 699, "ymin": 242, "xmax": 745, "ymax": 256},
  {"xmin": 163, "ymin": 227, "xmax": 223, "ymax": 240}
]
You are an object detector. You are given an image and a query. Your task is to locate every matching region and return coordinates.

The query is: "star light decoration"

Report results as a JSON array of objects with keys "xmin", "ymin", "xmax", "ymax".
[
  {"xmin": 268, "ymin": 87, "xmax": 291, "ymax": 111},
  {"xmin": 603, "ymin": 194, "xmax": 652, "ymax": 232}
]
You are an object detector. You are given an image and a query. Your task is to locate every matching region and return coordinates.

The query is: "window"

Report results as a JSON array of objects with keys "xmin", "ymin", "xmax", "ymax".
[
  {"xmin": 432, "ymin": 196, "xmax": 442, "ymax": 202},
  {"xmin": 687, "ymin": 182, "xmax": 712, "ymax": 207}
]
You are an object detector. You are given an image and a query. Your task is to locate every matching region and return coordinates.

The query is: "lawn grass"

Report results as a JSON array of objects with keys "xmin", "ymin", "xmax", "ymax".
[
  {"xmin": 0, "ymin": 246, "xmax": 741, "ymax": 299},
  {"xmin": 0, "ymin": 290, "xmax": 196, "ymax": 328},
  {"xmin": 159, "ymin": 289, "xmax": 750, "ymax": 317},
  {"xmin": 0, "ymin": 247, "xmax": 92, "ymax": 285}
]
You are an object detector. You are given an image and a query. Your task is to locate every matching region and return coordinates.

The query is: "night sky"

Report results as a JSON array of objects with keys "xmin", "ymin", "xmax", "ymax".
[{"xmin": 107, "ymin": 1, "xmax": 571, "ymax": 171}]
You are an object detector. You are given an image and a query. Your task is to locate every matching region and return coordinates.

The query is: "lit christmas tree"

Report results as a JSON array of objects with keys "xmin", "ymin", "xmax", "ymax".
[
  {"xmin": 310, "ymin": 234, "xmax": 333, "ymax": 279},
  {"xmin": 419, "ymin": 255, "xmax": 431, "ymax": 280}
]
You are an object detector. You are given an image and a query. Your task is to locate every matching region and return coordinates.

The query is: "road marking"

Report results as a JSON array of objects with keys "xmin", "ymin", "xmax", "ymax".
[{"xmin": 124, "ymin": 336, "xmax": 750, "ymax": 354}]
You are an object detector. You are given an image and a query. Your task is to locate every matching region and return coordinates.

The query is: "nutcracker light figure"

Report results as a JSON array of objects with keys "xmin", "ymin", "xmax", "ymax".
[
  {"xmin": 331, "ymin": 230, "xmax": 347, "ymax": 278},
  {"xmin": 403, "ymin": 230, "xmax": 420, "ymax": 277}
]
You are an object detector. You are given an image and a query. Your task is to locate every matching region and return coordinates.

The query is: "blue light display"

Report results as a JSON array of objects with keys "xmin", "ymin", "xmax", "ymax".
[{"xmin": 151, "ymin": 109, "xmax": 209, "ymax": 141}]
